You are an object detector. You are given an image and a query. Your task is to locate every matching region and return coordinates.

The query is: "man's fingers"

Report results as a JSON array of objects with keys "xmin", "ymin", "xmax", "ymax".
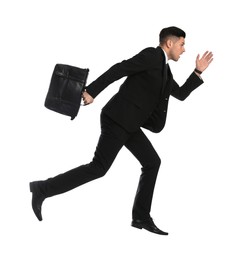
[
  {"xmin": 204, "ymin": 51, "xmax": 213, "ymax": 60},
  {"xmin": 82, "ymin": 91, "xmax": 94, "ymax": 105},
  {"xmin": 200, "ymin": 51, "xmax": 213, "ymax": 63},
  {"xmin": 202, "ymin": 51, "xmax": 209, "ymax": 59}
]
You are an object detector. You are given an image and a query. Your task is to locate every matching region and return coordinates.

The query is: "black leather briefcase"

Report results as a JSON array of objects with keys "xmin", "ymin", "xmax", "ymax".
[{"xmin": 45, "ymin": 64, "xmax": 89, "ymax": 120}]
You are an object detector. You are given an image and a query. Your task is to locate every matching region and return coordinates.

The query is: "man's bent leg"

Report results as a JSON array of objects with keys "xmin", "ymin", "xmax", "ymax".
[{"xmin": 125, "ymin": 130, "xmax": 168, "ymax": 235}]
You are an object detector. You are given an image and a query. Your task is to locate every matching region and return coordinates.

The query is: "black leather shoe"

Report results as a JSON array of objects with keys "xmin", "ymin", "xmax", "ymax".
[
  {"xmin": 29, "ymin": 181, "xmax": 46, "ymax": 221},
  {"xmin": 131, "ymin": 218, "xmax": 168, "ymax": 235}
]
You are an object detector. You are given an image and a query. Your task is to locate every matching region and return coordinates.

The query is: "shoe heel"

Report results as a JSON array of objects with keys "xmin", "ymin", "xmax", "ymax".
[
  {"xmin": 131, "ymin": 222, "xmax": 142, "ymax": 229},
  {"xmin": 29, "ymin": 182, "xmax": 33, "ymax": 192}
]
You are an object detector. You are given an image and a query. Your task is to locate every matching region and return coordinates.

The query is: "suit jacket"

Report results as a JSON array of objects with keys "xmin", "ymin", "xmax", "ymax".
[{"xmin": 86, "ymin": 46, "xmax": 203, "ymax": 133}]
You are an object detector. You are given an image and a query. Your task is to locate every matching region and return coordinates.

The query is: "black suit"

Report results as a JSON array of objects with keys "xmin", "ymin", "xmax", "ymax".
[
  {"xmin": 40, "ymin": 47, "xmax": 203, "ymax": 221},
  {"xmin": 87, "ymin": 46, "xmax": 202, "ymax": 132}
]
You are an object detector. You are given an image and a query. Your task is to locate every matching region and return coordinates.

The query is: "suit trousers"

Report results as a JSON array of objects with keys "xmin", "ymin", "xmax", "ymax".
[{"xmin": 41, "ymin": 111, "xmax": 161, "ymax": 220}]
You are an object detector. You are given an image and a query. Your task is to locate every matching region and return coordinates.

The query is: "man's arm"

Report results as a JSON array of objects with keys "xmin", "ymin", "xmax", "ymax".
[
  {"xmin": 171, "ymin": 51, "xmax": 213, "ymax": 101},
  {"xmin": 85, "ymin": 47, "xmax": 158, "ymax": 99},
  {"xmin": 170, "ymin": 72, "xmax": 204, "ymax": 101}
]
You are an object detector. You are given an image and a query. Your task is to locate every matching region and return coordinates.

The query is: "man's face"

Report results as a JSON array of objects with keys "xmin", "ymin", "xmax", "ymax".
[{"xmin": 169, "ymin": 37, "xmax": 185, "ymax": 61}]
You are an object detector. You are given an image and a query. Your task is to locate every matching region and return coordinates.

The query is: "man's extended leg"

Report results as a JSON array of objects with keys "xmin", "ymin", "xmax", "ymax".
[{"xmin": 30, "ymin": 112, "xmax": 130, "ymax": 220}]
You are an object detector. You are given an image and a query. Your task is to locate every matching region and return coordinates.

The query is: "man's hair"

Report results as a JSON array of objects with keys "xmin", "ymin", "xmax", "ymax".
[{"xmin": 159, "ymin": 26, "xmax": 186, "ymax": 44}]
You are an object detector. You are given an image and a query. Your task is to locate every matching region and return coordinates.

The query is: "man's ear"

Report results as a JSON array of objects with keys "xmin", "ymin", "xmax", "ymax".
[{"xmin": 166, "ymin": 39, "xmax": 173, "ymax": 48}]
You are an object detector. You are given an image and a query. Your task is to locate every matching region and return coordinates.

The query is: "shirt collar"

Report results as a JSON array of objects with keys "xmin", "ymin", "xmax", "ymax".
[{"xmin": 161, "ymin": 48, "xmax": 168, "ymax": 64}]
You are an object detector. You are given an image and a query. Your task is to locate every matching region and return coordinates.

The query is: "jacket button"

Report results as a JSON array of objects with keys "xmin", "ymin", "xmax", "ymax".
[{"xmin": 163, "ymin": 110, "xmax": 166, "ymax": 113}]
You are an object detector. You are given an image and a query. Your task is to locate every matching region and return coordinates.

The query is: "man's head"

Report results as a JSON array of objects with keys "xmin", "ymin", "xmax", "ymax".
[{"xmin": 159, "ymin": 26, "xmax": 186, "ymax": 61}]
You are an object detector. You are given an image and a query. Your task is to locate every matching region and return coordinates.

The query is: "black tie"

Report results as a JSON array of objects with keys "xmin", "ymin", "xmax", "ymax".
[{"xmin": 163, "ymin": 63, "xmax": 169, "ymax": 84}]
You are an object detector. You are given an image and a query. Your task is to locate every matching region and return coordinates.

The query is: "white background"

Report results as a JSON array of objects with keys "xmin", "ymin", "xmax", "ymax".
[{"xmin": 1, "ymin": 0, "xmax": 243, "ymax": 259}]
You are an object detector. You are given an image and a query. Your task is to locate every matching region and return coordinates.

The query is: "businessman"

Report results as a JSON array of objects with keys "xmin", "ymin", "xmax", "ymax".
[{"xmin": 30, "ymin": 26, "xmax": 213, "ymax": 235}]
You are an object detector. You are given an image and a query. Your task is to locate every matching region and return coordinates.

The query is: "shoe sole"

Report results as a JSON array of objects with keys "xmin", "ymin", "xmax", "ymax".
[{"xmin": 131, "ymin": 221, "xmax": 169, "ymax": 235}]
